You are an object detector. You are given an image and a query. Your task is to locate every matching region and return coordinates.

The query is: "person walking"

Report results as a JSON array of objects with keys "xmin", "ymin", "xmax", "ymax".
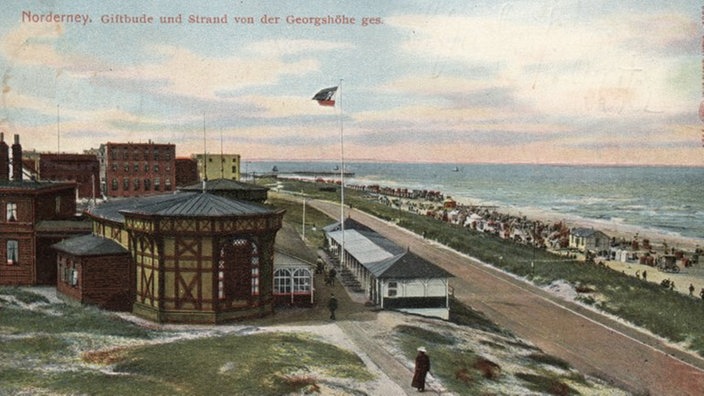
[
  {"xmin": 328, "ymin": 267, "xmax": 337, "ymax": 286},
  {"xmin": 411, "ymin": 346, "xmax": 431, "ymax": 392},
  {"xmin": 328, "ymin": 293, "xmax": 338, "ymax": 320}
]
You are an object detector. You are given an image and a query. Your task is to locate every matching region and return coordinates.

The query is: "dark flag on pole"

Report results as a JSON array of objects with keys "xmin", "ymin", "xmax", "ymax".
[{"xmin": 312, "ymin": 86, "xmax": 338, "ymax": 107}]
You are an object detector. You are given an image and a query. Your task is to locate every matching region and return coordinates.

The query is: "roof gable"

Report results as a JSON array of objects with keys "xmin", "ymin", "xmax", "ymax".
[
  {"xmin": 369, "ymin": 251, "xmax": 453, "ymax": 279},
  {"xmin": 52, "ymin": 234, "xmax": 128, "ymax": 256}
]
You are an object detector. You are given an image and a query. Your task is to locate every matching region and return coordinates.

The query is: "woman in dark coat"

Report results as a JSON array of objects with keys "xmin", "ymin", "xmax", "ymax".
[{"xmin": 411, "ymin": 346, "xmax": 430, "ymax": 392}]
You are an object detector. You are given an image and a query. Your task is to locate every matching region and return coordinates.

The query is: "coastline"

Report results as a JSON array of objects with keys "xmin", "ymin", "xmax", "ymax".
[
  {"xmin": 450, "ymin": 196, "xmax": 703, "ymax": 253},
  {"xmin": 278, "ymin": 171, "xmax": 704, "ymax": 253}
]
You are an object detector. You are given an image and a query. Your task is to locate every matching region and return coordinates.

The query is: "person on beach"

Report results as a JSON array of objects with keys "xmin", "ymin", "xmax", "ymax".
[
  {"xmin": 689, "ymin": 284, "xmax": 695, "ymax": 296},
  {"xmin": 412, "ymin": 346, "xmax": 431, "ymax": 392},
  {"xmin": 328, "ymin": 293, "xmax": 338, "ymax": 320},
  {"xmin": 700, "ymin": 288, "xmax": 704, "ymax": 301},
  {"xmin": 642, "ymin": 270, "xmax": 647, "ymax": 281}
]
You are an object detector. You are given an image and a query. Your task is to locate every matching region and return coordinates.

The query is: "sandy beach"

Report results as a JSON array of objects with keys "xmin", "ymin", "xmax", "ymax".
[{"xmin": 445, "ymin": 195, "xmax": 703, "ymax": 254}]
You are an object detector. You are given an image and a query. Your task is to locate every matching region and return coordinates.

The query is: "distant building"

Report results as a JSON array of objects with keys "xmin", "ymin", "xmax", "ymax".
[
  {"xmin": 179, "ymin": 178, "xmax": 269, "ymax": 204},
  {"xmin": 37, "ymin": 153, "xmax": 100, "ymax": 199},
  {"xmin": 569, "ymin": 227, "xmax": 610, "ymax": 253},
  {"xmin": 0, "ymin": 133, "xmax": 90, "ymax": 286},
  {"xmin": 194, "ymin": 153, "xmax": 241, "ymax": 181},
  {"xmin": 175, "ymin": 157, "xmax": 199, "ymax": 187},
  {"xmin": 98, "ymin": 141, "xmax": 176, "ymax": 198}
]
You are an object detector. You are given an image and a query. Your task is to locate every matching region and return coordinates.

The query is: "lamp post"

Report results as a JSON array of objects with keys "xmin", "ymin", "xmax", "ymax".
[{"xmin": 302, "ymin": 195, "xmax": 307, "ymax": 240}]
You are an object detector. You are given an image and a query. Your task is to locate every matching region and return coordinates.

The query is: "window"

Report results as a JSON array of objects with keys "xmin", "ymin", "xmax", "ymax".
[
  {"xmin": 144, "ymin": 178, "xmax": 151, "ymax": 191},
  {"xmin": 124, "ymin": 164, "xmax": 129, "ymax": 172},
  {"xmin": 144, "ymin": 164, "xmax": 149, "ymax": 172},
  {"xmin": 251, "ymin": 267, "xmax": 259, "ymax": 295},
  {"xmin": 219, "ymin": 238, "xmax": 260, "ymax": 300},
  {"xmin": 165, "ymin": 177, "xmax": 172, "ymax": 191},
  {"xmin": 153, "ymin": 164, "xmax": 159, "ymax": 172},
  {"xmin": 154, "ymin": 177, "xmax": 160, "ymax": 191},
  {"xmin": 274, "ymin": 269, "xmax": 291, "ymax": 294},
  {"xmin": 6, "ymin": 240, "xmax": 18, "ymax": 265},
  {"xmin": 387, "ymin": 281, "xmax": 398, "ymax": 297},
  {"xmin": 134, "ymin": 163, "xmax": 139, "ymax": 172},
  {"xmin": 123, "ymin": 178, "xmax": 130, "ymax": 191},
  {"xmin": 293, "ymin": 269, "xmax": 311, "ymax": 292},
  {"xmin": 218, "ymin": 253, "xmax": 226, "ymax": 300},
  {"xmin": 134, "ymin": 178, "xmax": 140, "ymax": 190},
  {"xmin": 6, "ymin": 202, "xmax": 17, "ymax": 222}
]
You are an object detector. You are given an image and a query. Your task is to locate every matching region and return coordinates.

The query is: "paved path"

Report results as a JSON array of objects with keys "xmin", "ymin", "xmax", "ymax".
[
  {"xmin": 337, "ymin": 320, "xmax": 444, "ymax": 395},
  {"xmin": 310, "ymin": 199, "xmax": 704, "ymax": 396}
]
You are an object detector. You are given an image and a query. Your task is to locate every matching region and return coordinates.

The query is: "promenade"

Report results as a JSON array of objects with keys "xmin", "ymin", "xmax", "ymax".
[{"xmin": 309, "ymin": 199, "xmax": 704, "ymax": 396}]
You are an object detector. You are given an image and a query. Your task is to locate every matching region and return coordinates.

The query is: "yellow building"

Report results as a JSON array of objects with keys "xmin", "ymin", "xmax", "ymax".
[
  {"xmin": 194, "ymin": 153, "xmax": 241, "ymax": 181},
  {"xmin": 84, "ymin": 191, "xmax": 285, "ymax": 324}
]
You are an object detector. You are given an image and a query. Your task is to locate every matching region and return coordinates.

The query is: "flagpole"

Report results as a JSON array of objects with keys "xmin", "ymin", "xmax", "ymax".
[{"xmin": 338, "ymin": 79, "xmax": 345, "ymax": 268}]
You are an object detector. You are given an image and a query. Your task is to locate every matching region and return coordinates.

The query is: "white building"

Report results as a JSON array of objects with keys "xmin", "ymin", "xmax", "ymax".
[{"xmin": 324, "ymin": 219, "xmax": 453, "ymax": 320}]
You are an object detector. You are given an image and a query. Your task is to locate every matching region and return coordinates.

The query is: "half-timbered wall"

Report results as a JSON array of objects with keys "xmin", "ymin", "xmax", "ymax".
[{"xmin": 85, "ymin": 201, "xmax": 283, "ymax": 323}]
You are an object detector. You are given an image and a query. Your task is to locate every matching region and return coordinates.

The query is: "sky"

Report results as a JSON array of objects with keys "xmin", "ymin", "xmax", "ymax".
[{"xmin": 0, "ymin": 0, "xmax": 702, "ymax": 166}]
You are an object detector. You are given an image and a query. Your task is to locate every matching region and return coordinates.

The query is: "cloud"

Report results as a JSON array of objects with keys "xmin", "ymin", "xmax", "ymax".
[
  {"xmin": 244, "ymin": 39, "xmax": 352, "ymax": 56},
  {"xmin": 105, "ymin": 45, "xmax": 318, "ymax": 100},
  {"xmin": 387, "ymin": 9, "xmax": 697, "ymax": 120}
]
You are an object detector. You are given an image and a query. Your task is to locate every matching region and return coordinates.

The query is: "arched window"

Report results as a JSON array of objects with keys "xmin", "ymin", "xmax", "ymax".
[
  {"xmin": 293, "ymin": 269, "xmax": 311, "ymax": 293},
  {"xmin": 218, "ymin": 238, "xmax": 260, "ymax": 300},
  {"xmin": 274, "ymin": 269, "xmax": 291, "ymax": 294}
]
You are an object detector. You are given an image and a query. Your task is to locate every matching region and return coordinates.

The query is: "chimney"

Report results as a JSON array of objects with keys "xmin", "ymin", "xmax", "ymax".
[
  {"xmin": 0, "ymin": 132, "xmax": 9, "ymax": 181},
  {"xmin": 11, "ymin": 134, "xmax": 22, "ymax": 181}
]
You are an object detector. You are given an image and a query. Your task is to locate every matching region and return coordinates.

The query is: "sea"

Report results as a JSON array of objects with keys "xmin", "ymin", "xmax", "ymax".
[{"xmin": 247, "ymin": 161, "xmax": 704, "ymax": 242}]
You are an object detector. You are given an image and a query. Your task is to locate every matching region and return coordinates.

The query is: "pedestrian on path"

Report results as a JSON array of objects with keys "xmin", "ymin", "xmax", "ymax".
[
  {"xmin": 328, "ymin": 293, "xmax": 338, "ymax": 320},
  {"xmin": 411, "ymin": 346, "xmax": 431, "ymax": 392}
]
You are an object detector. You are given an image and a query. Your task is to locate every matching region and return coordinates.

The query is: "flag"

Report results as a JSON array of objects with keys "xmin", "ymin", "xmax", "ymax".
[{"xmin": 312, "ymin": 86, "xmax": 338, "ymax": 107}]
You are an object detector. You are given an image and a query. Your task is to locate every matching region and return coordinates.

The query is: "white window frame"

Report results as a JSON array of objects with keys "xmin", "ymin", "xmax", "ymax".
[
  {"xmin": 6, "ymin": 240, "xmax": 18, "ymax": 265},
  {"xmin": 6, "ymin": 202, "xmax": 17, "ymax": 222}
]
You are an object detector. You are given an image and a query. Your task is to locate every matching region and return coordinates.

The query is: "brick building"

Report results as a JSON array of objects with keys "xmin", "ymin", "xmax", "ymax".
[
  {"xmin": 175, "ymin": 157, "xmax": 199, "ymax": 187},
  {"xmin": 0, "ymin": 133, "xmax": 90, "ymax": 286},
  {"xmin": 98, "ymin": 141, "xmax": 176, "ymax": 198},
  {"xmin": 52, "ymin": 234, "xmax": 132, "ymax": 311},
  {"xmin": 38, "ymin": 153, "xmax": 100, "ymax": 199}
]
